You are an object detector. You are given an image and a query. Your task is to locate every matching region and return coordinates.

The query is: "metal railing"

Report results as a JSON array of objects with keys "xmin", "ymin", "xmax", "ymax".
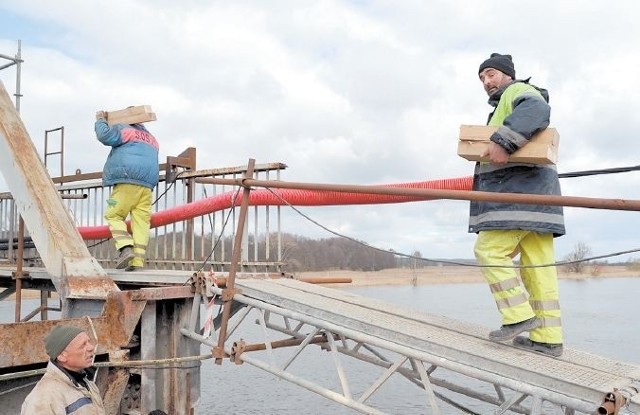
[{"xmin": 0, "ymin": 150, "xmax": 288, "ymax": 273}]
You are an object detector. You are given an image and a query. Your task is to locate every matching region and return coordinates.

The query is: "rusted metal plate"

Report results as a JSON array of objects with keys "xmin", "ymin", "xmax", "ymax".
[
  {"xmin": 95, "ymin": 291, "xmax": 147, "ymax": 351},
  {"xmin": 67, "ymin": 275, "xmax": 119, "ymax": 300},
  {"xmin": 0, "ymin": 318, "xmax": 98, "ymax": 367},
  {"xmin": 96, "ymin": 350, "xmax": 131, "ymax": 415},
  {"xmin": 0, "ymin": 291, "xmax": 146, "ymax": 368},
  {"xmin": 130, "ymin": 286, "xmax": 194, "ymax": 301}
]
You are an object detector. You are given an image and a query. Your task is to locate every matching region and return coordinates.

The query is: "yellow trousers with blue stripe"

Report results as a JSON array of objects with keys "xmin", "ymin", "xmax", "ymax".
[
  {"xmin": 105, "ymin": 183, "xmax": 152, "ymax": 268},
  {"xmin": 474, "ymin": 230, "xmax": 563, "ymax": 344}
]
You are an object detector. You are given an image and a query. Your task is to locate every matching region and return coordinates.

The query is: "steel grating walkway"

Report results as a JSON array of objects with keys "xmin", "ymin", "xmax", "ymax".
[{"xmin": 228, "ymin": 278, "xmax": 640, "ymax": 414}]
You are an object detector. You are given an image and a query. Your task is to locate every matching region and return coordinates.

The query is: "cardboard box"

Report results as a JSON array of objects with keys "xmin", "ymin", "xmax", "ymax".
[
  {"xmin": 97, "ymin": 105, "xmax": 156, "ymax": 126},
  {"xmin": 457, "ymin": 125, "xmax": 559, "ymax": 164}
]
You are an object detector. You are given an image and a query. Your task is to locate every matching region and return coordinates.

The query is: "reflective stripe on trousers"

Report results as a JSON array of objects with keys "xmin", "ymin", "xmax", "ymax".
[
  {"xmin": 104, "ymin": 183, "xmax": 152, "ymax": 268},
  {"xmin": 474, "ymin": 230, "xmax": 563, "ymax": 344}
]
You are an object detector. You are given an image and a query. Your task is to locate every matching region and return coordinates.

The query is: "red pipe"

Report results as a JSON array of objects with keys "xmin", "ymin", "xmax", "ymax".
[{"xmin": 77, "ymin": 176, "xmax": 473, "ymax": 240}]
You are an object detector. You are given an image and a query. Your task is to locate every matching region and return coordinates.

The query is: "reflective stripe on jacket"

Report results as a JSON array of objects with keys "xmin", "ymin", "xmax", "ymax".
[
  {"xmin": 469, "ymin": 81, "xmax": 565, "ymax": 236},
  {"xmin": 21, "ymin": 361, "xmax": 105, "ymax": 415}
]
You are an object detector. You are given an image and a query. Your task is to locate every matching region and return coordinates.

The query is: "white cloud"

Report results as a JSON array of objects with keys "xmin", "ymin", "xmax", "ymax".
[{"xmin": 2, "ymin": 0, "xmax": 640, "ymax": 261}]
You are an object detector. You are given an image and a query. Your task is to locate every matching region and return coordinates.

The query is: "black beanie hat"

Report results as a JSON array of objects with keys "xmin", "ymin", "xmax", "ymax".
[{"xmin": 478, "ymin": 53, "xmax": 516, "ymax": 79}]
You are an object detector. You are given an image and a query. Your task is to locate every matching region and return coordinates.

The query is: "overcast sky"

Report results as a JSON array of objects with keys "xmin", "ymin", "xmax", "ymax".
[{"xmin": 1, "ymin": 0, "xmax": 640, "ymax": 262}]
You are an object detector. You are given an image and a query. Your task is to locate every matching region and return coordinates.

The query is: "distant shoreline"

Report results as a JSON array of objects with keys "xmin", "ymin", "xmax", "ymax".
[
  {"xmin": 5, "ymin": 265, "xmax": 637, "ymax": 300},
  {"xmin": 296, "ymin": 265, "xmax": 640, "ymax": 287}
]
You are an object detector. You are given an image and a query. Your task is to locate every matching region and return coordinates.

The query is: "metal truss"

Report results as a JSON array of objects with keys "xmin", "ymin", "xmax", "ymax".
[{"xmin": 181, "ymin": 283, "xmax": 598, "ymax": 415}]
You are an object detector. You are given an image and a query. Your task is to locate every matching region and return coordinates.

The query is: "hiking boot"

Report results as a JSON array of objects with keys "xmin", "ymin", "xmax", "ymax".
[
  {"xmin": 488, "ymin": 316, "xmax": 541, "ymax": 342},
  {"xmin": 115, "ymin": 246, "xmax": 134, "ymax": 269},
  {"xmin": 124, "ymin": 265, "xmax": 143, "ymax": 272},
  {"xmin": 513, "ymin": 336, "xmax": 564, "ymax": 357}
]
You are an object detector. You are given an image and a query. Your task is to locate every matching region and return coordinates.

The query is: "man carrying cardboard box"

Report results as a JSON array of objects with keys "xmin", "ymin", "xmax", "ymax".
[
  {"xmin": 95, "ymin": 109, "xmax": 159, "ymax": 271},
  {"xmin": 471, "ymin": 53, "xmax": 565, "ymax": 356}
]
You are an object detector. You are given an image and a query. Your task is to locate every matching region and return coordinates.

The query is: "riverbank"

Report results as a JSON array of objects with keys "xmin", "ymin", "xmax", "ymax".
[
  {"xmin": 6, "ymin": 265, "xmax": 637, "ymax": 300},
  {"xmin": 296, "ymin": 264, "xmax": 640, "ymax": 287}
]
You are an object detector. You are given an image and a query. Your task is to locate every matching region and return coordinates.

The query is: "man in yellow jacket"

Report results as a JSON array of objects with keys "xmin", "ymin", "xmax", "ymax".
[
  {"xmin": 22, "ymin": 326, "xmax": 105, "ymax": 414},
  {"xmin": 472, "ymin": 53, "xmax": 564, "ymax": 357}
]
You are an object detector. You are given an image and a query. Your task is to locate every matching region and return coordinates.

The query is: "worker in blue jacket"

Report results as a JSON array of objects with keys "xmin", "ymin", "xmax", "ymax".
[
  {"xmin": 472, "ymin": 53, "xmax": 564, "ymax": 357},
  {"xmin": 95, "ymin": 111, "xmax": 159, "ymax": 271}
]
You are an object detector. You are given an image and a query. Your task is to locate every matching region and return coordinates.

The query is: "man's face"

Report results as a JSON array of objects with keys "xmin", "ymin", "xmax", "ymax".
[
  {"xmin": 479, "ymin": 68, "xmax": 512, "ymax": 96},
  {"xmin": 57, "ymin": 332, "xmax": 95, "ymax": 372}
]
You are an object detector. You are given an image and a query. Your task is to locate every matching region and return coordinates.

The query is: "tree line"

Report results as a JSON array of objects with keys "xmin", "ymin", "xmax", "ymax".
[
  {"xmin": 149, "ymin": 232, "xmax": 439, "ymax": 272},
  {"xmin": 146, "ymin": 233, "xmax": 636, "ymax": 273}
]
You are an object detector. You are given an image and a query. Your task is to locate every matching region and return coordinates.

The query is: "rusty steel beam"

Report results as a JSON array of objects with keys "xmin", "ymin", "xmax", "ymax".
[
  {"xmin": 130, "ymin": 286, "xmax": 195, "ymax": 301},
  {"xmin": 0, "ymin": 290, "xmax": 144, "ymax": 368},
  {"xmin": 204, "ymin": 177, "xmax": 640, "ymax": 212},
  {"xmin": 230, "ymin": 335, "xmax": 328, "ymax": 364},
  {"xmin": 96, "ymin": 349, "xmax": 131, "ymax": 415},
  {"xmin": 0, "ymin": 81, "xmax": 117, "ymax": 307},
  {"xmin": 96, "ymin": 291, "xmax": 147, "ymax": 349},
  {"xmin": 0, "ymin": 318, "xmax": 103, "ymax": 368}
]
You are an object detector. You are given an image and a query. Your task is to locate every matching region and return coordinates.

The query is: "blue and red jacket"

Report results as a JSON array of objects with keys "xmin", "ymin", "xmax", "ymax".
[{"xmin": 94, "ymin": 120, "xmax": 159, "ymax": 189}]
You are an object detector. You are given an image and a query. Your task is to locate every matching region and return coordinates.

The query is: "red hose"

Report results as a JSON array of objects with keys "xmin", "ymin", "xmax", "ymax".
[{"xmin": 77, "ymin": 176, "xmax": 473, "ymax": 240}]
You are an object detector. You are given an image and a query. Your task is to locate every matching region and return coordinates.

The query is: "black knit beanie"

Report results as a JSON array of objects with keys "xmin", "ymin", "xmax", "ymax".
[{"xmin": 478, "ymin": 53, "xmax": 516, "ymax": 79}]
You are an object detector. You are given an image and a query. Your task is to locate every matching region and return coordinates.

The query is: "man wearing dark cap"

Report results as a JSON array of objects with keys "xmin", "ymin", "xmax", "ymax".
[
  {"xmin": 470, "ymin": 53, "xmax": 565, "ymax": 357},
  {"xmin": 22, "ymin": 325, "xmax": 105, "ymax": 414}
]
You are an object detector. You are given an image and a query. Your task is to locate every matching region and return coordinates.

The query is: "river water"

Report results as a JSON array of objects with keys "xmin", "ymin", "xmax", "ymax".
[
  {"xmin": 200, "ymin": 277, "xmax": 640, "ymax": 414},
  {"xmin": 3, "ymin": 277, "xmax": 638, "ymax": 414}
]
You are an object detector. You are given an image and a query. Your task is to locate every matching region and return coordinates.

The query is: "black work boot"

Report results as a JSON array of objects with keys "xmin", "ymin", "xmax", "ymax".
[
  {"xmin": 115, "ymin": 246, "xmax": 134, "ymax": 269},
  {"xmin": 488, "ymin": 316, "xmax": 541, "ymax": 342},
  {"xmin": 513, "ymin": 336, "xmax": 563, "ymax": 357}
]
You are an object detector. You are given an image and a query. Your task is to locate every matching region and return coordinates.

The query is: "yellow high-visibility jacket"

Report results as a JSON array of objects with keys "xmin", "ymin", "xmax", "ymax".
[{"xmin": 469, "ymin": 81, "xmax": 565, "ymax": 236}]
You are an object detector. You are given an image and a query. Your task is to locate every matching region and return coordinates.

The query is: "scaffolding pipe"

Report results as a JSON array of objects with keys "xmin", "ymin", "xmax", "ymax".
[
  {"xmin": 77, "ymin": 175, "xmax": 640, "ymax": 240},
  {"xmin": 226, "ymin": 177, "xmax": 640, "ymax": 212},
  {"xmin": 214, "ymin": 159, "xmax": 255, "ymax": 364}
]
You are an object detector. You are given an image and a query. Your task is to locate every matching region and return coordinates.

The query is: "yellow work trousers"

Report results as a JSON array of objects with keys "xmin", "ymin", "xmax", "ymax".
[
  {"xmin": 474, "ymin": 230, "xmax": 563, "ymax": 344},
  {"xmin": 104, "ymin": 183, "xmax": 152, "ymax": 268}
]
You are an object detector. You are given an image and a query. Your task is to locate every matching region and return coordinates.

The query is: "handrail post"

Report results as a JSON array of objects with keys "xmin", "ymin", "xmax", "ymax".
[
  {"xmin": 13, "ymin": 217, "xmax": 25, "ymax": 321},
  {"xmin": 214, "ymin": 158, "xmax": 255, "ymax": 364}
]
